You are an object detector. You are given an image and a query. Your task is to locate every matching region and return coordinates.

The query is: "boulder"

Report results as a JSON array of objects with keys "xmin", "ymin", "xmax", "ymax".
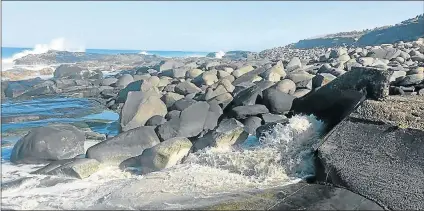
[
  {"xmin": 230, "ymin": 104, "xmax": 269, "ymax": 119},
  {"xmin": 193, "ymin": 118, "xmax": 248, "ymax": 151},
  {"xmin": 174, "ymin": 81, "xmax": 202, "ymax": 96},
  {"xmin": 291, "ymin": 66, "xmax": 393, "ymax": 130},
  {"xmin": 116, "ymin": 80, "xmax": 161, "ymax": 103},
  {"xmin": 286, "ymin": 57, "xmax": 302, "ymax": 72},
  {"xmin": 312, "ymin": 73, "xmax": 336, "ymax": 88},
  {"xmin": 171, "ymin": 98, "xmax": 197, "ymax": 111},
  {"xmin": 262, "ymin": 87, "xmax": 296, "ymax": 114},
  {"xmin": 161, "ymin": 92, "xmax": 184, "ymax": 108},
  {"xmin": 115, "ymin": 74, "xmax": 134, "ymax": 88},
  {"xmin": 232, "ymin": 67, "xmax": 267, "ymax": 86},
  {"xmin": 86, "ymin": 126, "xmax": 160, "ymax": 165},
  {"xmin": 156, "ymin": 102, "xmax": 210, "ymax": 141},
  {"xmin": 53, "ymin": 65, "xmax": 83, "ymax": 79},
  {"xmin": 161, "ymin": 67, "xmax": 187, "ymax": 78},
  {"xmin": 203, "ymin": 101, "xmax": 223, "ymax": 131},
  {"xmin": 232, "ymin": 65, "xmax": 254, "ymax": 78},
  {"xmin": 159, "ymin": 60, "xmax": 184, "ymax": 72},
  {"xmin": 275, "ymin": 79, "xmax": 296, "ymax": 94},
  {"xmin": 243, "ymin": 116, "xmax": 262, "ymax": 135},
  {"xmin": 125, "ymin": 137, "xmax": 192, "ymax": 174},
  {"xmin": 31, "ymin": 158, "xmax": 100, "ymax": 179},
  {"xmin": 120, "ymin": 91, "xmax": 167, "ymax": 132},
  {"xmin": 10, "ymin": 124, "xmax": 85, "ymax": 164},
  {"xmin": 145, "ymin": 115, "xmax": 166, "ymax": 127},
  {"xmin": 261, "ymin": 113, "xmax": 287, "ymax": 123},
  {"xmin": 186, "ymin": 69, "xmax": 203, "ymax": 79},
  {"xmin": 165, "ymin": 110, "xmax": 181, "ymax": 121},
  {"xmin": 101, "ymin": 78, "xmax": 118, "ymax": 86}
]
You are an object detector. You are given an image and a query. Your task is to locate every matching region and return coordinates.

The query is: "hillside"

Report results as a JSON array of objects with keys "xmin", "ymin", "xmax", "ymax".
[{"xmin": 292, "ymin": 14, "xmax": 424, "ymax": 49}]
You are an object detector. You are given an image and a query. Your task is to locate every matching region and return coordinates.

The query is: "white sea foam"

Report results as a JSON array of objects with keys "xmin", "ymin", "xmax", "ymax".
[
  {"xmin": 215, "ymin": 50, "xmax": 226, "ymax": 59},
  {"xmin": 2, "ymin": 38, "xmax": 85, "ymax": 72},
  {"xmin": 1, "ymin": 115, "xmax": 324, "ymax": 210},
  {"xmin": 139, "ymin": 51, "xmax": 149, "ymax": 55}
]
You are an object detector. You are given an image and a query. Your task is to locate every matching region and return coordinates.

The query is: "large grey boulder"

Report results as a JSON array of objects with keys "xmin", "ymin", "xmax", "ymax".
[
  {"xmin": 86, "ymin": 126, "xmax": 160, "ymax": 165},
  {"xmin": 120, "ymin": 91, "xmax": 167, "ymax": 132},
  {"xmin": 116, "ymin": 80, "xmax": 161, "ymax": 103},
  {"xmin": 230, "ymin": 104, "xmax": 269, "ymax": 119},
  {"xmin": 101, "ymin": 78, "xmax": 118, "ymax": 86},
  {"xmin": 161, "ymin": 92, "xmax": 184, "ymax": 108},
  {"xmin": 174, "ymin": 81, "xmax": 202, "ymax": 96},
  {"xmin": 10, "ymin": 124, "xmax": 85, "ymax": 164},
  {"xmin": 317, "ymin": 117, "xmax": 424, "ymax": 210},
  {"xmin": 159, "ymin": 60, "xmax": 185, "ymax": 72},
  {"xmin": 156, "ymin": 102, "xmax": 210, "ymax": 141},
  {"xmin": 31, "ymin": 158, "xmax": 100, "ymax": 179},
  {"xmin": 291, "ymin": 66, "xmax": 393, "ymax": 129},
  {"xmin": 243, "ymin": 116, "xmax": 262, "ymax": 135},
  {"xmin": 262, "ymin": 86, "xmax": 296, "ymax": 114},
  {"xmin": 54, "ymin": 64, "xmax": 83, "ymax": 79},
  {"xmin": 124, "ymin": 137, "xmax": 192, "ymax": 174},
  {"xmin": 286, "ymin": 57, "xmax": 302, "ymax": 72},
  {"xmin": 115, "ymin": 74, "xmax": 134, "ymax": 88},
  {"xmin": 193, "ymin": 118, "xmax": 248, "ymax": 151}
]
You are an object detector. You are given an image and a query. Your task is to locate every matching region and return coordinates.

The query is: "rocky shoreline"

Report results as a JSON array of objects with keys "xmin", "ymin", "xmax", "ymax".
[{"xmin": 2, "ymin": 38, "xmax": 424, "ymax": 210}]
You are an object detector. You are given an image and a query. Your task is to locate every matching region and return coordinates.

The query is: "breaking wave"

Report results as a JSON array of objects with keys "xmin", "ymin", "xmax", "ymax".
[
  {"xmin": 2, "ymin": 38, "xmax": 85, "ymax": 71},
  {"xmin": 1, "ymin": 115, "xmax": 324, "ymax": 210}
]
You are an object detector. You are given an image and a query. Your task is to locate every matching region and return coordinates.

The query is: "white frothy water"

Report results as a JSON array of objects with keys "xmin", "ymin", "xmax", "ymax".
[
  {"xmin": 2, "ymin": 38, "xmax": 85, "ymax": 72},
  {"xmin": 215, "ymin": 50, "xmax": 226, "ymax": 59},
  {"xmin": 139, "ymin": 51, "xmax": 149, "ymax": 55},
  {"xmin": 1, "ymin": 115, "xmax": 324, "ymax": 210}
]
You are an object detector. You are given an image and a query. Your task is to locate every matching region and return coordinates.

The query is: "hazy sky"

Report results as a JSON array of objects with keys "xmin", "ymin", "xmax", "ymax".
[{"xmin": 2, "ymin": 1, "xmax": 423, "ymax": 51}]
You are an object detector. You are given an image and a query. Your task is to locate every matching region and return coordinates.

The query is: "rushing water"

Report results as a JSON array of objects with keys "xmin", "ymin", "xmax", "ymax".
[{"xmin": 1, "ymin": 97, "xmax": 325, "ymax": 210}]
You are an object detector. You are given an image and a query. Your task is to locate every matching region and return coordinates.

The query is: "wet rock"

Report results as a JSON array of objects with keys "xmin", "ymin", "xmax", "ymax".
[
  {"xmin": 261, "ymin": 113, "xmax": 287, "ymax": 123},
  {"xmin": 243, "ymin": 116, "xmax": 262, "ymax": 135},
  {"xmin": 193, "ymin": 118, "xmax": 248, "ymax": 151},
  {"xmin": 128, "ymin": 137, "xmax": 192, "ymax": 174},
  {"xmin": 230, "ymin": 105, "xmax": 269, "ymax": 119},
  {"xmin": 120, "ymin": 91, "xmax": 167, "ymax": 132},
  {"xmin": 262, "ymin": 87, "xmax": 296, "ymax": 114},
  {"xmin": 317, "ymin": 117, "xmax": 424, "ymax": 210},
  {"xmin": 32, "ymin": 158, "xmax": 100, "ymax": 179},
  {"xmin": 86, "ymin": 126, "xmax": 160, "ymax": 165},
  {"xmin": 11, "ymin": 124, "xmax": 85, "ymax": 164}
]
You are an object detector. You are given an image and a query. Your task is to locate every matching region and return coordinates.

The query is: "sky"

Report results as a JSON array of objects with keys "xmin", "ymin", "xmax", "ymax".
[{"xmin": 2, "ymin": 1, "xmax": 424, "ymax": 52}]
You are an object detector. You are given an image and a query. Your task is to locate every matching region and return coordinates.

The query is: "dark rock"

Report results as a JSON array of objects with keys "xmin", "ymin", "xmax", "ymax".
[
  {"xmin": 174, "ymin": 81, "xmax": 202, "ymax": 96},
  {"xmin": 261, "ymin": 113, "xmax": 287, "ymax": 123},
  {"xmin": 291, "ymin": 67, "xmax": 393, "ymax": 131},
  {"xmin": 161, "ymin": 92, "xmax": 184, "ymax": 108},
  {"xmin": 145, "ymin": 115, "xmax": 166, "ymax": 127},
  {"xmin": 171, "ymin": 98, "xmax": 197, "ymax": 111},
  {"xmin": 54, "ymin": 64, "xmax": 83, "ymax": 79},
  {"xmin": 165, "ymin": 110, "xmax": 181, "ymax": 121},
  {"xmin": 115, "ymin": 74, "xmax": 134, "ymax": 88},
  {"xmin": 317, "ymin": 117, "xmax": 424, "ymax": 210},
  {"xmin": 243, "ymin": 116, "xmax": 262, "ymax": 135},
  {"xmin": 230, "ymin": 105, "xmax": 269, "ymax": 119},
  {"xmin": 31, "ymin": 158, "xmax": 100, "ymax": 179},
  {"xmin": 11, "ymin": 124, "xmax": 85, "ymax": 164},
  {"xmin": 262, "ymin": 87, "xmax": 296, "ymax": 114},
  {"xmin": 232, "ymin": 67, "xmax": 267, "ymax": 86},
  {"xmin": 255, "ymin": 119, "xmax": 289, "ymax": 139},
  {"xmin": 203, "ymin": 101, "xmax": 223, "ymax": 131},
  {"xmin": 86, "ymin": 126, "xmax": 160, "ymax": 165},
  {"xmin": 193, "ymin": 118, "xmax": 248, "ymax": 151}
]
